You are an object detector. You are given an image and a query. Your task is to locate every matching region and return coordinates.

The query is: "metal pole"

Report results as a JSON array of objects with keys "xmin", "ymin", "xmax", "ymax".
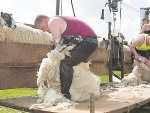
[
  {"xmin": 108, "ymin": 0, "xmax": 113, "ymax": 82},
  {"xmin": 56, "ymin": 0, "xmax": 60, "ymax": 15},
  {"xmin": 120, "ymin": 1, "xmax": 124, "ymax": 79}
]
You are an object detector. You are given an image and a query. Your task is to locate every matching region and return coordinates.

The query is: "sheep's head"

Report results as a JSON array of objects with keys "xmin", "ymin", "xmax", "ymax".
[
  {"xmin": 103, "ymin": 38, "xmax": 110, "ymax": 50},
  {"xmin": 51, "ymin": 35, "xmax": 83, "ymax": 52},
  {"xmin": 60, "ymin": 35, "xmax": 83, "ymax": 46},
  {"xmin": 0, "ymin": 12, "xmax": 16, "ymax": 29}
]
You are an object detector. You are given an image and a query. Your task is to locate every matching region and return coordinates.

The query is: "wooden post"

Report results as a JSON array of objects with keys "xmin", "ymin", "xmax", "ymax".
[
  {"xmin": 56, "ymin": 0, "xmax": 60, "ymax": 15},
  {"xmin": 90, "ymin": 93, "xmax": 95, "ymax": 113}
]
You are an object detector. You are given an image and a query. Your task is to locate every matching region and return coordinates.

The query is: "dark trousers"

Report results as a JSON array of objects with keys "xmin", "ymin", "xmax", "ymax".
[{"xmin": 60, "ymin": 38, "xmax": 98, "ymax": 98}]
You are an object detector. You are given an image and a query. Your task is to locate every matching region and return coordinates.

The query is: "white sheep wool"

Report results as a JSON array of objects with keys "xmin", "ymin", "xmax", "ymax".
[
  {"xmin": 0, "ymin": 26, "xmax": 5, "ymax": 41},
  {"xmin": 121, "ymin": 56, "xmax": 150, "ymax": 86},
  {"xmin": 34, "ymin": 46, "xmax": 101, "ymax": 110},
  {"xmin": 0, "ymin": 23, "xmax": 53, "ymax": 44}
]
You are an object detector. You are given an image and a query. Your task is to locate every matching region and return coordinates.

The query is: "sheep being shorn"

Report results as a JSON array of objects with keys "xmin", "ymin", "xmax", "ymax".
[
  {"xmin": 121, "ymin": 56, "xmax": 150, "ymax": 86},
  {"xmin": 97, "ymin": 38, "xmax": 150, "ymax": 86},
  {"xmin": 33, "ymin": 38, "xmax": 101, "ymax": 110}
]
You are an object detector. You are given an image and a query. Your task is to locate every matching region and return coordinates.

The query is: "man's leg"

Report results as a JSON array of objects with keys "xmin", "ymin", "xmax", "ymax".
[{"xmin": 60, "ymin": 41, "xmax": 98, "ymax": 99}]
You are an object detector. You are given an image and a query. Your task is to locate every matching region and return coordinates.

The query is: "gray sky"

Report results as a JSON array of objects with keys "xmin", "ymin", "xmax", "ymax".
[{"xmin": 0, "ymin": 0, "xmax": 150, "ymax": 41}]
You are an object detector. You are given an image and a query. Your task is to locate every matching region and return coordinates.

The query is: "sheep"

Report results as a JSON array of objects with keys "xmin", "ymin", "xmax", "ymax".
[
  {"xmin": 0, "ymin": 26, "xmax": 5, "ymax": 41},
  {"xmin": 0, "ymin": 12, "xmax": 16, "ymax": 29},
  {"xmin": 0, "ymin": 23, "xmax": 100, "ymax": 110},
  {"xmin": 0, "ymin": 23, "xmax": 53, "ymax": 44},
  {"xmin": 121, "ymin": 56, "xmax": 150, "ymax": 86},
  {"xmin": 97, "ymin": 37, "xmax": 110, "ymax": 50},
  {"xmin": 0, "ymin": 12, "xmax": 17, "ymax": 41},
  {"xmin": 34, "ymin": 39, "xmax": 101, "ymax": 110}
]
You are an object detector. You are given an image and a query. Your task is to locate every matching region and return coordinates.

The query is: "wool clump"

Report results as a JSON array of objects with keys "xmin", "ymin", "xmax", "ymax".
[{"xmin": 35, "ymin": 45, "xmax": 101, "ymax": 110}]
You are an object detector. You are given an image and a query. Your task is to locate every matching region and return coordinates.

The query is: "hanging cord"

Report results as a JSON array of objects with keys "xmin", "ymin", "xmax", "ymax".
[
  {"xmin": 71, "ymin": 0, "xmax": 76, "ymax": 17},
  {"xmin": 119, "ymin": 1, "xmax": 121, "ymax": 37},
  {"xmin": 122, "ymin": 1, "xmax": 140, "ymax": 12},
  {"xmin": 119, "ymin": 1, "xmax": 133, "ymax": 65},
  {"xmin": 61, "ymin": 0, "xmax": 62, "ymax": 16}
]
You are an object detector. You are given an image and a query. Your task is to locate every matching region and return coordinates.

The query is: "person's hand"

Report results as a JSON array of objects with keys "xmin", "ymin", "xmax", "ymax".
[
  {"xmin": 134, "ymin": 54, "xmax": 139, "ymax": 61},
  {"xmin": 145, "ymin": 61, "xmax": 150, "ymax": 67}
]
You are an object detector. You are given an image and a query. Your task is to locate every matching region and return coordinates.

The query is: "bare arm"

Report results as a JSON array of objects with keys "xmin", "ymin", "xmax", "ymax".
[
  {"xmin": 48, "ymin": 18, "xmax": 62, "ymax": 40},
  {"xmin": 140, "ymin": 22, "xmax": 144, "ymax": 31},
  {"xmin": 130, "ymin": 34, "xmax": 145, "ymax": 61},
  {"xmin": 139, "ymin": 24, "xmax": 147, "ymax": 34}
]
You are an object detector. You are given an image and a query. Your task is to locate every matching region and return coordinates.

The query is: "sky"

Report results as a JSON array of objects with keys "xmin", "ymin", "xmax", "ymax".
[{"xmin": 0, "ymin": 0, "xmax": 150, "ymax": 41}]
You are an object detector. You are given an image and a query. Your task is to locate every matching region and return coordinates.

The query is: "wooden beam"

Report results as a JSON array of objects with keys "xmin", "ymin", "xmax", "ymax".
[{"xmin": 0, "ymin": 63, "xmax": 40, "ymax": 67}]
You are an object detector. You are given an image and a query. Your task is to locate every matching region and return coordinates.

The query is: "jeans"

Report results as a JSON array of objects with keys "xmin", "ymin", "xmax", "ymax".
[{"xmin": 60, "ymin": 37, "xmax": 98, "ymax": 99}]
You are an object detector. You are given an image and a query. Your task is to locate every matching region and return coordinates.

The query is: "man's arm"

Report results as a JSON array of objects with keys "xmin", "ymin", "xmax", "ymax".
[
  {"xmin": 139, "ymin": 24, "xmax": 150, "ymax": 34},
  {"xmin": 130, "ymin": 35, "xmax": 145, "ymax": 61},
  {"xmin": 48, "ymin": 18, "xmax": 62, "ymax": 40},
  {"xmin": 139, "ymin": 24, "xmax": 147, "ymax": 34},
  {"xmin": 48, "ymin": 18, "xmax": 62, "ymax": 47},
  {"xmin": 130, "ymin": 44, "xmax": 139, "ymax": 61}
]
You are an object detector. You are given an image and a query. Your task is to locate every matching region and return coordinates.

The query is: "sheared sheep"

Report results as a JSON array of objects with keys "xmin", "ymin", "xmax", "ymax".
[
  {"xmin": 34, "ymin": 38, "xmax": 101, "ymax": 110},
  {"xmin": 121, "ymin": 56, "xmax": 150, "ymax": 86}
]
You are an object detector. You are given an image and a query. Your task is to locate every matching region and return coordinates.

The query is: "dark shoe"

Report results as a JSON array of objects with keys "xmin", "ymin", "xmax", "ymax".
[{"xmin": 64, "ymin": 94, "xmax": 71, "ymax": 100}]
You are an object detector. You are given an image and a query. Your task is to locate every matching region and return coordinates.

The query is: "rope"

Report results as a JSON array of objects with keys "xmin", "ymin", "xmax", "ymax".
[
  {"xmin": 122, "ymin": 1, "xmax": 140, "ymax": 12},
  {"xmin": 71, "ymin": 0, "xmax": 76, "ymax": 17},
  {"xmin": 119, "ymin": 1, "xmax": 121, "ymax": 36}
]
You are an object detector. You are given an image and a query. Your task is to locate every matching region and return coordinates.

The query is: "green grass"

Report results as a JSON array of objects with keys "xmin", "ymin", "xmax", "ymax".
[
  {"xmin": 0, "ymin": 105, "xmax": 30, "ymax": 113},
  {"xmin": 0, "ymin": 88, "xmax": 37, "ymax": 113},
  {"xmin": 0, "ymin": 88, "xmax": 37, "ymax": 99},
  {"xmin": 99, "ymin": 70, "xmax": 129, "ymax": 84}
]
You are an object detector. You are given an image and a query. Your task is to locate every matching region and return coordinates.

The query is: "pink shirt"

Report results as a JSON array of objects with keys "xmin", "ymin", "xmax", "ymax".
[{"xmin": 60, "ymin": 16, "xmax": 97, "ymax": 39}]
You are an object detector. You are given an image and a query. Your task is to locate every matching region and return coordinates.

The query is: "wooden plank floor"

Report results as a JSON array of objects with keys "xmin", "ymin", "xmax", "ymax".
[{"xmin": 0, "ymin": 85, "xmax": 150, "ymax": 113}]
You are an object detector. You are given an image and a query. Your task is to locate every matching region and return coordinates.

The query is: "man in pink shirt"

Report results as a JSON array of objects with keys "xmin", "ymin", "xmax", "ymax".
[{"xmin": 34, "ymin": 15, "xmax": 98, "ymax": 100}]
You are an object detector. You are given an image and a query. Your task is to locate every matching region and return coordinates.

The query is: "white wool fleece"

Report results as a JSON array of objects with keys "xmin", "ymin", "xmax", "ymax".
[
  {"xmin": 121, "ymin": 56, "xmax": 150, "ymax": 86},
  {"xmin": 70, "ymin": 62, "xmax": 101, "ymax": 101},
  {"xmin": 36, "ymin": 46, "xmax": 101, "ymax": 106},
  {"xmin": 1, "ymin": 23, "xmax": 53, "ymax": 44}
]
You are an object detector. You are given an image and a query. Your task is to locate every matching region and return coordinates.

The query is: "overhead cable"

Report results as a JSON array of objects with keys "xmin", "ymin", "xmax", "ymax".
[
  {"xmin": 122, "ymin": 1, "xmax": 140, "ymax": 12},
  {"xmin": 71, "ymin": 0, "xmax": 76, "ymax": 17}
]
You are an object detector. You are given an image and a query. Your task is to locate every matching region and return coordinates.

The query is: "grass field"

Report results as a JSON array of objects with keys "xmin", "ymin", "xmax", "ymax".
[
  {"xmin": 0, "ymin": 88, "xmax": 37, "ymax": 113},
  {"xmin": 0, "ymin": 71, "xmax": 150, "ymax": 113}
]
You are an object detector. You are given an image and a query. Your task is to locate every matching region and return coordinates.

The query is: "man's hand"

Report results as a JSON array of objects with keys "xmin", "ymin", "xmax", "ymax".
[
  {"xmin": 134, "ymin": 54, "xmax": 140, "ymax": 61},
  {"xmin": 145, "ymin": 60, "xmax": 150, "ymax": 67}
]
